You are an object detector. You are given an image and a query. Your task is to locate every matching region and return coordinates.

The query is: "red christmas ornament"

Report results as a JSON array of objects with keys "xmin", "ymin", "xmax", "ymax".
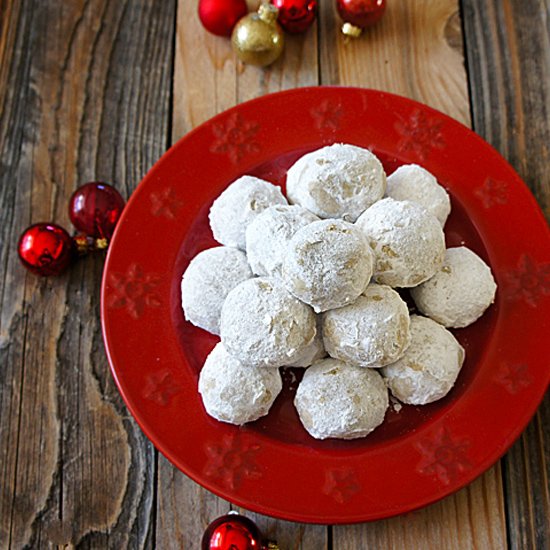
[
  {"xmin": 69, "ymin": 182, "xmax": 125, "ymax": 240},
  {"xmin": 202, "ymin": 513, "xmax": 278, "ymax": 550},
  {"xmin": 336, "ymin": 0, "xmax": 386, "ymax": 37},
  {"xmin": 271, "ymin": 0, "xmax": 317, "ymax": 34},
  {"xmin": 18, "ymin": 223, "xmax": 75, "ymax": 276},
  {"xmin": 199, "ymin": 0, "xmax": 249, "ymax": 37}
]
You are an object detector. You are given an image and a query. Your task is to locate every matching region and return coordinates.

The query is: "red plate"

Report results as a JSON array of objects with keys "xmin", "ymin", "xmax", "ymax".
[{"xmin": 101, "ymin": 87, "xmax": 550, "ymax": 523}]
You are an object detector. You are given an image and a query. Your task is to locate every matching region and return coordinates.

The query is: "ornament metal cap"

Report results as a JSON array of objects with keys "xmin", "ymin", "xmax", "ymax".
[
  {"xmin": 342, "ymin": 22, "xmax": 363, "ymax": 37},
  {"xmin": 258, "ymin": 3, "xmax": 279, "ymax": 24}
]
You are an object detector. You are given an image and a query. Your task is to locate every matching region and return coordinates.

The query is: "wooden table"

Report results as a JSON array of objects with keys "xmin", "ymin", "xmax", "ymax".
[{"xmin": 1, "ymin": 1, "xmax": 548, "ymax": 548}]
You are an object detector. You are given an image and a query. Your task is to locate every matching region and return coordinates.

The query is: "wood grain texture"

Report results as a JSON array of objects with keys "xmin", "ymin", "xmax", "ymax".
[
  {"xmin": 320, "ymin": 1, "xmax": 507, "ymax": 548},
  {"xmin": 0, "ymin": 0, "xmax": 175, "ymax": 547},
  {"xmin": 319, "ymin": 0, "xmax": 471, "ymax": 125},
  {"xmin": 332, "ymin": 467, "xmax": 506, "ymax": 550},
  {"xmin": 462, "ymin": 2, "xmax": 550, "ymax": 549},
  {"xmin": 172, "ymin": 1, "xmax": 318, "ymax": 140},
  {"xmin": 1, "ymin": 0, "xmax": 549, "ymax": 548},
  {"xmin": 158, "ymin": 2, "xmax": 327, "ymax": 548},
  {"xmin": 462, "ymin": 0, "xmax": 550, "ymax": 219}
]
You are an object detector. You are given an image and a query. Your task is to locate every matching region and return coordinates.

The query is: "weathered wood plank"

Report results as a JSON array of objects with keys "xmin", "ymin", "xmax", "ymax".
[
  {"xmin": 319, "ymin": 0, "xmax": 471, "ymax": 126},
  {"xmin": 0, "ymin": 0, "xmax": 175, "ymax": 547},
  {"xmin": 172, "ymin": 1, "xmax": 318, "ymax": 139},
  {"xmin": 318, "ymin": 2, "xmax": 508, "ymax": 548},
  {"xmin": 333, "ymin": 468, "xmax": 506, "ymax": 550},
  {"xmin": 2, "ymin": 0, "xmax": 547, "ymax": 548},
  {"xmin": 462, "ymin": 2, "xmax": 550, "ymax": 548},
  {"xmin": 158, "ymin": 2, "xmax": 327, "ymax": 548},
  {"xmin": 462, "ymin": 0, "xmax": 550, "ymax": 219}
]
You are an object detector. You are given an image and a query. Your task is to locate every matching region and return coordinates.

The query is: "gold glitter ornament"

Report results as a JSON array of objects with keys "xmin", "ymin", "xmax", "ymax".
[{"xmin": 231, "ymin": 3, "xmax": 284, "ymax": 67}]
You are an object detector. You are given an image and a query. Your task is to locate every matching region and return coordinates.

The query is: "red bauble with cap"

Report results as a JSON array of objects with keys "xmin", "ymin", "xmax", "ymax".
[{"xmin": 336, "ymin": 0, "xmax": 386, "ymax": 37}]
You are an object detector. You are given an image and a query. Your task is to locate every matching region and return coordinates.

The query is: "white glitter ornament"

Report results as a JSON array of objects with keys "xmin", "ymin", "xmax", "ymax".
[
  {"xmin": 355, "ymin": 198, "xmax": 445, "ymax": 288},
  {"xmin": 386, "ymin": 164, "xmax": 451, "ymax": 226},
  {"xmin": 181, "ymin": 246, "xmax": 252, "ymax": 335},
  {"xmin": 220, "ymin": 277, "xmax": 316, "ymax": 368},
  {"xmin": 209, "ymin": 175, "xmax": 287, "ymax": 250},
  {"xmin": 282, "ymin": 219, "xmax": 374, "ymax": 313},
  {"xmin": 286, "ymin": 143, "xmax": 386, "ymax": 222},
  {"xmin": 199, "ymin": 343, "xmax": 282, "ymax": 425},
  {"xmin": 245, "ymin": 204, "xmax": 319, "ymax": 278},
  {"xmin": 294, "ymin": 358, "xmax": 389, "ymax": 440},
  {"xmin": 323, "ymin": 283, "xmax": 411, "ymax": 368},
  {"xmin": 410, "ymin": 246, "xmax": 497, "ymax": 328},
  {"xmin": 382, "ymin": 315, "xmax": 465, "ymax": 405}
]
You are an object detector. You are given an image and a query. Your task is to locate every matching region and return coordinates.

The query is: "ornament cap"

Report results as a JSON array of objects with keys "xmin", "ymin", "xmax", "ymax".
[
  {"xmin": 258, "ymin": 3, "xmax": 279, "ymax": 24},
  {"xmin": 73, "ymin": 234, "xmax": 91, "ymax": 256},
  {"xmin": 342, "ymin": 22, "xmax": 363, "ymax": 37},
  {"xmin": 96, "ymin": 237, "xmax": 109, "ymax": 250},
  {"xmin": 73, "ymin": 234, "xmax": 110, "ymax": 255}
]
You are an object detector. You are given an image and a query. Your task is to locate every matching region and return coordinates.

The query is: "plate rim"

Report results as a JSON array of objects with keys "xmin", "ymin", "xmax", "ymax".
[{"xmin": 101, "ymin": 86, "xmax": 550, "ymax": 524}]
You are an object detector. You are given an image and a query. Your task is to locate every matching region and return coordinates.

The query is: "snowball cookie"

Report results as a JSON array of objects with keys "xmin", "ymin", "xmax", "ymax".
[
  {"xmin": 356, "ymin": 198, "xmax": 445, "ymax": 288},
  {"xmin": 199, "ymin": 343, "xmax": 282, "ymax": 425},
  {"xmin": 286, "ymin": 143, "xmax": 386, "ymax": 222},
  {"xmin": 287, "ymin": 317, "xmax": 326, "ymax": 367},
  {"xmin": 323, "ymin": 283, "xmax": 411, "ymax": 368},
  {"xmin": 294, "ymin": 358, "xmax": 389, "ymax": 440},
  {"xmin": 220, "ymin": 278, "xmax": 316, "ymax": 368},
  {"xmin": 382, "ymin": 315, "xmax": 465, "ymax": 405},
  {"xmin": 181, "ymin": 246, "xmax": 252, "ymax": 335},
  {"xmin": 282, "ymin": 219, "xmax": 373, "ymax": 313},
  {"xmin": 209, "ymin": 175, "xmax": 287, "ymax": 250},
  {"xmin": 410, "ymin": 247, "xmax": 497, "ymax": 328},
  {"xmin": 386, "ymin": 164, "xmax": 451, "ymax": 226},
  {"xmin": 246, "ymin": 204, "xmax": 319, "ymax": 278}
]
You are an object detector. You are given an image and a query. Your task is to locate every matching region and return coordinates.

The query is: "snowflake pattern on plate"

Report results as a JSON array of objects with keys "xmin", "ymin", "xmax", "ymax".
[
  {"xmin": 416, "ymin": 427, "xmax": 471, "ymax": 486},
  {"xmin": 395, "ymin": 109, "xmax": 446, "ymax": 161},
  {"xmin": 204, "ymin": 433, "xmax": 262, "ymax": 490},
  {"xmin": 323, "ymin": 467, "xmax": 361, "ymax": 504},
  {"xmin": 495, "ymin": 363, "xmax": 533, "ymax": 395},
  {"xmin": 150, "ymin": 187, "xmax": 184, "ymax": 220},
  {"xmin": 210, "ymin": 113, "xmax": 260, "ymax": 164},
  {"xmin": 311, "ymin": 99, "xmax": 343, "ymax": 131},
  {"xmin": 474, "ymin": 177, "xmax": 509, "ymax": 208},
  {"xmin": 143, "ymin": 370, "xmax": 182, "ymax": 406},
  {"xmin": 106, "ymin": 263, "xmax": 161, "ymax": 319},
  {"xmin": 505, "ymin": 254, "xmax": 550, "ymax": 307}
]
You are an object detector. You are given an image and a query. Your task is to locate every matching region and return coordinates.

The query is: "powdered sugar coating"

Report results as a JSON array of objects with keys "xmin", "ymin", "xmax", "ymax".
[
  {"xmin": 181, "ymin": 246, "xmax": 252, "ymax": 335},
  {"xmin": 220, "ymin": 278, "xmax": 316, "ymax": 368},
  {"xmin": 209, "ymin": 175, "xmax": 287, "ymax": 250},
  {"xmin": 287, "ymin": 317, "xmax": 326, "ymax": 367},
  {"xmin": 323, "ymin": 283, "xmax": 411, "ymax": 368},
  {"xmin": 199, "ymin": 343, "xmax": 282, "ymax": 425},
  {"xmin": 282, "ymin": 219, "xmax": 374, "ymax": 313},
  {"xmin": 382, "ymin": 315, "xmax": 465, "ymax": 405},
  {"xmin": 246, "ymin": 204, "xmax": 319, "ymax": 278},
  {"xmin": 410, "ymin": 247, "xmax": 497, "ymax": 328},
  {"xmin": 294, "ymin": 358, "xmax": 389, "ymax": 440},
  {"xmin": 355, "ymin": 198, "xmax": 445, "ymax": 288},
  {"xmin": 286, "ymin": 143, "xmax": 386, "ymax": 222},
  {"xmin": 386, "ymin": 164, "xmax": 451, "ymax": 226}
]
